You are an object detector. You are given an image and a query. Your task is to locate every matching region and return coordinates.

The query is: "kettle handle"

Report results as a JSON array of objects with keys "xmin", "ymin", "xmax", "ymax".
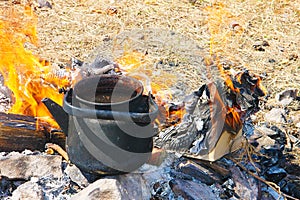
[{"xmin": 63, "ymin": 89, "xmax": 159, "ymax": 124}]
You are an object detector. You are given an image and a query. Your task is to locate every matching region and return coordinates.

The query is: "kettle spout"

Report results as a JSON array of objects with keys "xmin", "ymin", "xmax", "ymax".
[{"xmin": 42, "ymin": 98, "xmax": 69, "ymax": 135}]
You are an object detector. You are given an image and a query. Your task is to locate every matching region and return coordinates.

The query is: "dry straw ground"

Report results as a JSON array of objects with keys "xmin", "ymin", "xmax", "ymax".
[
  {"xmin": 33, "ymin": 0, "xmax": 299, "ymax": 94},
  {"xmin": 1, "ymin": 0, "xmax": 299, "ymax": 158}
]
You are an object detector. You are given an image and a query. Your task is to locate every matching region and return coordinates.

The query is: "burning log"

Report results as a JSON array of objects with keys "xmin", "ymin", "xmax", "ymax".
[{"xmin": 0, "ymin": 112, "xmax": 65, "ymax": 152}]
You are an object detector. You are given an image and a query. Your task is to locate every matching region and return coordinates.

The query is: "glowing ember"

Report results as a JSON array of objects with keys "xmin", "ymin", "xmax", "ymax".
[{"xmin": 0, "ymin": 6, "xmax": 72, "ymax": 128}]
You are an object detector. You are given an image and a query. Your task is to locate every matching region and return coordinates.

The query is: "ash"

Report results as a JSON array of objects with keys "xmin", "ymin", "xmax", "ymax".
[{"xmin": 0, "ymin": 151, "xmax": 82, "ymax": 200}]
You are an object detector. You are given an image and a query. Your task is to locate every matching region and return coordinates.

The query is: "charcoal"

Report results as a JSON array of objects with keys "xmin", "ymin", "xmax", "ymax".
[
  {"xmin": 169, "ymin": 179, "xmax": 218, "ymax": 200},
  {"xmin": 261, "ymin": 187, "xmax": 284, "ymax": 200},
  {"xmin": 37, "ymin": 175, "xmax": 76, "ymax": 198},
  {"xmin": 221, "ymin": 178, "xmax": 238, "ymax": 199},
  {"xmin": 259, "ymin": 146, "xmax": 284, "ymax": 167},
  {"xmin": 175, "ymin": 160, "xmax": 215, "ymax": 185},
  {"xmin": 268, "ymin": 125, "xmax": 287, "ymax": 146},
  {"xmin": 253, "ymin": 41, "xmax": 266, "ymax": 51},
  {"xmin": 280, "ymin": 178, "xmax": 300, "ymax": 199},
  {"xmin": 151, "ymin": 180, "xmax": 173, "ymax": 200},
  {"xmin": 0, "ymin": 177, "xmax": 25, "ymax": 198},
  {"xmin": 70, "ymin": 57, "xmax": 84, "ymax": 69},
  {"xmin": 168, "ymin": 170, "xmax": 194, "ymax": 182},
  {"xmin": 195, "ymin": 159, "xmax": 232, "ymax": 182},
  {"xmin": 264, "ymin": 166, "xmax": 287, "ymax": 183},
  {"xmin": 268, "ymin": 58, "xmax": 276, "ymax": 63},
  {"xmin": 242, "ymin": 119, "xmax": 255, "ymax": 138}
]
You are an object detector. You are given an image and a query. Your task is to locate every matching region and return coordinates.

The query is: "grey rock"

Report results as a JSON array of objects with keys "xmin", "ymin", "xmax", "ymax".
[
  {"xmin": 264, "ymin": 108, "xmax": 286, "ymax": 123},
  {"xmin": 256, "ymin": 135, "xmax": 276, "ymax": 150},
  {"xmin": 64, "ymin": 164, "xmax": 89, "ymax": 188},
  {"xmin": 11, "ymin": 181, "xmax": 44, "ymax": 200},
  {"xmin": 117, "ymin": 174, "xmax": 151, "ymax": 200},
  {"xmin": 255, "ymin": 126, "xmax": 278, "ymax": 136},
  {"xmin": 291, "ymin": 114, "xmax": 300, "ymax": 128},
  {"xmin": 230, "ymin": 166, "xmax": 258, "ymax": 200},
  {"xmin": 275, "ymin": 88, "xmax": 298, "ymax": 106},
  {"xmin": 70, "ymin": 178, "xmax": 121, "ymax": 200},
  {"xmin": 37, "ymin": 0, "xmax": 52, "ymax": 9},
  {"xmin": 0, "ymin": 153, "xmax": 62, "ymax": 180}
]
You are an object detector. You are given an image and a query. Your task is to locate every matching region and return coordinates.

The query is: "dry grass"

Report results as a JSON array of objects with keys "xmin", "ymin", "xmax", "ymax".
[
  {"xmin": 1, "ymin": 0, "xmax": 299, "ymax": 93},
  {"xmin": 32, "ymin": 0, "xmax": 299, "ymax": 94},
  {"xmin": 0, "ymin": 0, "xmax": 299, "ymax": 156}
]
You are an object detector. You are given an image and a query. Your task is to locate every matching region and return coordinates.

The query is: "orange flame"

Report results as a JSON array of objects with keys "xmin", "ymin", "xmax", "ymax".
[
  {"xmin": 115, "ymin": 51, "xmax": 185, "ymax": 126},
  {"xmin": 226, "ymin": 107, "xmax": 242, "ymax": 132},
  {"xmin": 0, "ymin": 6, "xmax": 72, "ymax": 128},
  {"xmin": 205, "ymin": 3, "xmax": 266, "ymax": 132}
]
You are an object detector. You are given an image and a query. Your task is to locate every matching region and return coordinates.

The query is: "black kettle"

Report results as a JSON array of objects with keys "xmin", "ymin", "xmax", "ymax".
[{"xmin": 43, "ymin": 75, "xmax": 158, "ymax": 175}]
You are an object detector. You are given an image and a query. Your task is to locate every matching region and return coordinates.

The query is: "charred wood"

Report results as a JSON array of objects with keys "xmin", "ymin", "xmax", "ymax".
[{"xmin": 0, "ymin": 112, "xmax": 65, "ymax": 152}]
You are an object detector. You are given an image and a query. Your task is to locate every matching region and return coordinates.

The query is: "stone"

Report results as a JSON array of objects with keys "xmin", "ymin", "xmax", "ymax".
[
  {"xmin": 11, "ymin": 181, "xmax": 44, "ymax": 200},
  {"xmin": 291, "ymin": 114, "xmax": 300, "ymax": 128},
  {"xmin": 117, "ymin": 174, "xmax": 151, "ymax": 199},
  {"xmin": 275, "ymin": 88, "xmax": 298, "ymax": 106},
  {"xmin": 37, "ymin": 0, "xmax": 52, "ymax": 9},
  {"xmin": 70, "ymin": 178, "xmax": 121, "ymax": 200},
  {"xmin": 253, "ymin": 40, "xmax": 269, "ymax": 51},
  {"xmin": 0, "ymin": 153, "xmax": 62, "ymax": 180},
  {"xmin": 255, "ymin": 126, "xmax": 278, "ymax": 137},
  {"xmin": 264, "ymin": 108, "xmax": 286, "ymax": 123},
  {"xmin": 230, "ymin": 166, "xmax": 258, "ymax": 200},
  {"xmin": 64, "ymin": 164, "xmax": 89, "ymax": 188},
  {"xmin": 256, "ymin": 135, "xmax": 276, "ymax": 150}
]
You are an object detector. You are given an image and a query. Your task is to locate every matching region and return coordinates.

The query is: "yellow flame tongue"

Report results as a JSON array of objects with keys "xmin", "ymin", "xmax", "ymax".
[{"xmin": 0, "ymin": 6, "xmax": 71, "ymax": 128}]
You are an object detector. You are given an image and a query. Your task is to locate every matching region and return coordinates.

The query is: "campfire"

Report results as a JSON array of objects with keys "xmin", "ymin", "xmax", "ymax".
[
  {"xmin": 0, "ymin": 2, "xmax": 299, "ymax": 200},
  {"xmin": 0, "ymin": 5, "xmax": 76, "ymax": 129}
]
